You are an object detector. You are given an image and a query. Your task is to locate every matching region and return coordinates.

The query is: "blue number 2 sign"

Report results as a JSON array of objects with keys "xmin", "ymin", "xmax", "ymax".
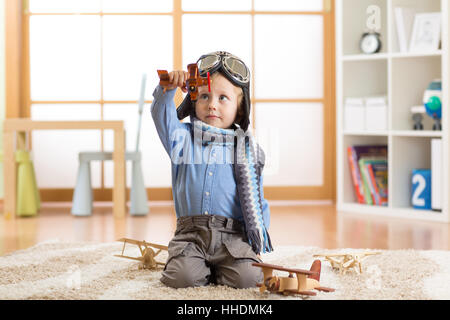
[{"xmin": 411, "ymin": 169, "xmax": 431, "ymax": 210}]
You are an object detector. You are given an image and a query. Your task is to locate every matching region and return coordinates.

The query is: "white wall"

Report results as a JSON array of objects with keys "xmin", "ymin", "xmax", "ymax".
[{"xmin": 0, "ymin": 0, "xmax": 5, "ymax": 198}]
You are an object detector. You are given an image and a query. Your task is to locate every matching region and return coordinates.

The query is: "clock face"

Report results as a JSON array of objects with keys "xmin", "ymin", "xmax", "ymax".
[{"xmin": 360, "ymin": 33, "xmax": 381, "ymax": 54}]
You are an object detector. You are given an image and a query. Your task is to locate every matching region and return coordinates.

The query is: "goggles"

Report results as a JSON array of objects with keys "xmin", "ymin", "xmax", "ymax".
[{"xmin": 197, "ymin": 51, "xmax": 250, "ymax": 86}]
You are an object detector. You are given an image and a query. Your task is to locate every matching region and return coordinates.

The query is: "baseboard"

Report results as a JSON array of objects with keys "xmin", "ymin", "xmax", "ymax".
[{"xmin": 0, "ymin": 187, "xmax": 336, "ymax": 203}]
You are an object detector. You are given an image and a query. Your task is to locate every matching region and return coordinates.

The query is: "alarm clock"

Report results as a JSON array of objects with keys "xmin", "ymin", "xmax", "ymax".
[{"xmin": 360, "ymin": 31, "xmax": 382, "ymax": 54}]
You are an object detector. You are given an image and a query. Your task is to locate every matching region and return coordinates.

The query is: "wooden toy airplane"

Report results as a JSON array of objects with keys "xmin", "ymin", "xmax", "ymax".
[
  {"xmin": 252, "ymin": 261, "xmax": 335, "ymax": 297},
  {"xmin": 157, "ymin": 63, "xmax": 210, "ymax": 101},
  {"xmin": 114, "ymin": 238, "xmax": 168, "ymax": 270},
  {"xmin": 313, "ymin": 251, "xmax": 381, "ymax": 275}
]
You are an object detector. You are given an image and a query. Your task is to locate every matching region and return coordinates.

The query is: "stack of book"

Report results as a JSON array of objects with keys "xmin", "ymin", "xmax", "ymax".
[{"xmin": 347, "ymin": 145, "xmax": 388, "ymax": 206}]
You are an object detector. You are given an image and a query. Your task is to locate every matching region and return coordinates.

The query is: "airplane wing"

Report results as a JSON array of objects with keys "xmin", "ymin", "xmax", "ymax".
[
  {"xmin": 284, "ymin": 289, "xmax": 317, "ymax": 296},
  {"xmin": 357, "ymin": 252, "xmax": 381, "ymax": 257},
  {"xmin": 117, "ymin": 238, "xmax": 144, "ymax": 246},
  {"xmin": 252, "ymin": 262, "xmax": 317, "ymax": 276},
  {"xmin": 314, "ymin": 252, "xmax": 380, "ymax": 258},
  {"xmin": 314, "ymin": 253, "xmax": 349, "ymax": 258},
  {"xmin": 147, "ymin": 243, "xmax": 169, "ymax": 251},
  {"xmin": 116, "ymin": 238, "xmax": 168, "ymax": 251},
  {"xmin": 157, "ymin": 70, "xmax": 170, "ymax": 82}
]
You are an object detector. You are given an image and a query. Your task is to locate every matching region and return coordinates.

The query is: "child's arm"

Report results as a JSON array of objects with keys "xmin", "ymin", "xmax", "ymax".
[{"xmin": 151, "ymin": 70, "xmax": 189, "ymax": 156}]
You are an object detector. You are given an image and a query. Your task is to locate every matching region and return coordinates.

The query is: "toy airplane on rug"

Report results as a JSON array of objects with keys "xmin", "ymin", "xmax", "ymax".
[
  {"xmin": 252, "ymin": 260, "xmax": 335, "ymax": 297},
  {"xmin": 313, "ymin": 251, "xmax": 381, "ymax": 275},
  {"xmin": 114, "ymin": 238, "xmax": 168, "ymax": 270}
]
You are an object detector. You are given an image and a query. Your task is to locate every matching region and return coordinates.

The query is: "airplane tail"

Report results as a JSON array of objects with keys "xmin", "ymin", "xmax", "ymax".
[{"xmin": 308, "ymin": 259, "xmax": 321, "ymax": 282}]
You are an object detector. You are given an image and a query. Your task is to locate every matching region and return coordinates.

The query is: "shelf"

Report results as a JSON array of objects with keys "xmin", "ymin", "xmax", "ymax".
[
  {"xmin": 342, "ymin": 130, "xmax": 443, "ymax": 137},
  {"xmin": 341, "ymin": 53, "xmax": 389, "ymax": 61},
  {"xmin": 391, "ymin": 55, "xmax": 441, "ymax": 131},
  {"xmin": 341, "ymin": 0, "xmax": 388, "ymax": 56},
  {"xmin": 337, "ymin": 0, "xmax": 448, "ymax": 223},
  {"xmin": 341, "ymin": 51, "xmax": 442, "ymax": 61},
  {"xmin": 338, "ymin": 202, "xmax": 391, "ymax": 214},
  {"xmin": 343, "ymin": 59, "xmax": 387, "ymax": 98},
  {"xmin": 391, "ymin": 130, "xmax": 443, "ymax": 137},
  {"xmin": 338, "ymin": 203, "xmax": 446, "ymax": 223},
  {"xmin": 343, "ymin": 131, "xmax": 389, "ymax": 136},
  {"xmin": 390, "ymin": 50, "xmax": 443, "ymax": 59}
]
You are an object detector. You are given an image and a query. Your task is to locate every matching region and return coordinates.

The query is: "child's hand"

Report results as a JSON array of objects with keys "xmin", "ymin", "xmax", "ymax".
[{"xmin": 162, "ymin": 70, "xmax": 189, "ymax": 93}]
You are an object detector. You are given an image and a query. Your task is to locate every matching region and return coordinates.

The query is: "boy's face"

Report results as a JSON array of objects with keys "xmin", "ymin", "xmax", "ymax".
[{"xmin": 195, "ymin": 72, "xmax": 242, "ymax": 129}]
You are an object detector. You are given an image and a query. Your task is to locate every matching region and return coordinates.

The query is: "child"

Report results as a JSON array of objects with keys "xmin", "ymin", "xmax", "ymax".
[{"xmin": 151, "ymin": 51, "xmax": 272, "ymax": 289}]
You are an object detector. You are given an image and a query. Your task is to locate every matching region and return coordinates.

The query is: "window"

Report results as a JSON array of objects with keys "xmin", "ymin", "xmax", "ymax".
[{"xmin": 26, "ymin": 0, "xmax": 332, "ymax": 198}]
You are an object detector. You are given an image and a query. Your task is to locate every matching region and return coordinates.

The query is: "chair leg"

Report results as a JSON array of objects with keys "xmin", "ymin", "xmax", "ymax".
[
  {"xmin": 71, "ymin": 160, "xmax": 93, "ymax": 216},
  {"xmin": 129, "ymin": 159, "xmax": 149, "ymax": 215}
]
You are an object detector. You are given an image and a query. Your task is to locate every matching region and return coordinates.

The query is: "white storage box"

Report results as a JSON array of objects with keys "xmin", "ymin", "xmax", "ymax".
[
  {"xmin": 365, "ymin": 96, "xmax": 387, "ymax": 131},
  {"xmin": 344, "ymin": 98, "xmax": 365, "ymax": 131}
]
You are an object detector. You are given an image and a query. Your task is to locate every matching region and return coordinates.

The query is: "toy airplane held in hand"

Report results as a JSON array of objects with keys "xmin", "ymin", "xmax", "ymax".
[
  {"xmin": 313, "ymin": 251, "xmax": 381, "ymax": 275},
  {"xmin": 114, "ymin": 238, "xmax": 168, "ymax": 270},
  {"xmin": 157, "ymin": 63, "xmax": 210, "ymax": 101},
  {"xmin": 252, "ymin": 261, "xmax": 335, "ymax": 297}
]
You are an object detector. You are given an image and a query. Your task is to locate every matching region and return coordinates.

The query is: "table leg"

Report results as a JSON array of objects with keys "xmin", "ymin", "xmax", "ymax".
[
  {"xmin": 113, "ymin": 128, "xmax": 126, "ymax": 218},
  {"xmin": 3, "ymin": 132, "xmax": 16, "ymax": 219}
]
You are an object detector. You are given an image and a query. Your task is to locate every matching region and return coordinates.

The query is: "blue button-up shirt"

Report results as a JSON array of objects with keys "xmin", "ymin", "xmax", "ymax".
[{"xmin": 151, "ymin": 85, "xmax": 270, "ymax": 229}]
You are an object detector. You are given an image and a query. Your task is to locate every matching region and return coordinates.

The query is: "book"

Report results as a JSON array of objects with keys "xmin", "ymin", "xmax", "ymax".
[
  {"xmin": 366, "ymin": 164, "xmax": 380, "ymax": 205},
  {"xmin": 348, "ymin": 145, "xmax": 388, "ymax": 204},
  {"xmin": 431, "ymin": 139, "xmax": 442, "ymax": 211},
  {"xmin": 371, "ymin": 162, "xmax": 388, "ymax": 206},
  {"xmin": 359, "ymin": 158, "xmax": 386, "ymax": 205},
  {"xmin": 394, "ymin": 7, "xmax": 416, "ymax": 52},
  {"xmin": 365, "ymin": 160, "xmax": 388, "ymax": 206},
  {"xmin": 359, "ymin": 158, "xmax": 375, "ymax": 205},
  {"xmin": 347, "ymin": 147, "xmax": 365, "ymax": 204}
]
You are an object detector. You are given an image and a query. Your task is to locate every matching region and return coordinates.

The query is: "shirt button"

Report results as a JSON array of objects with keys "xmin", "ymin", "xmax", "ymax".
[
  {"xmin": 204, "ymin": 211, "xmax": 209, "ymax": 215},
  {"xmin": 209, "ymin": 172, "xmax": 213, "ymax": 176},
  {"xmin": 205, "ymin": 192, "xmax": 210, "ymax": 196}
]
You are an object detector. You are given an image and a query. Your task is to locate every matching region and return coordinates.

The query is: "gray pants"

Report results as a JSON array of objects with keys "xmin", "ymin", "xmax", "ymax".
[{"xmin": 160, "ymin": 215, "xmax": 263, "ymax": 289}]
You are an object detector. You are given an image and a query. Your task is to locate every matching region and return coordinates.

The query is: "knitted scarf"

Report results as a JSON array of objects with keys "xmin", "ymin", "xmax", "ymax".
[{"xmin": 192, "ymin": 118, "xmax": 273, "ymax": 254}]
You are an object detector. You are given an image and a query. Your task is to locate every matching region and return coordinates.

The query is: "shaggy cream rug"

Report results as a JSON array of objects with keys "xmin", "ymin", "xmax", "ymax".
[{"xmin": 1, "ymin": 239, "xmax": 449, "ymax": 300}]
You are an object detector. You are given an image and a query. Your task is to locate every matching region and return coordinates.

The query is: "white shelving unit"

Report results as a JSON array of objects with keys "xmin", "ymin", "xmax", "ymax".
[{"xmin": 336, "ymin": 0, "xmax": 449, "ymax": 222}]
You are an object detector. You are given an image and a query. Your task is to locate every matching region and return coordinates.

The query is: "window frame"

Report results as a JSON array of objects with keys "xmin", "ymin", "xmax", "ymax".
[{"xmin": 6, "ymin": 0, "xmax": 336, "ymax": 201}]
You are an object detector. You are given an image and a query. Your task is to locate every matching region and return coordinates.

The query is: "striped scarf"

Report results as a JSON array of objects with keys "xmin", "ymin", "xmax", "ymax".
[{"xmin": 193, "ymin": 118, "xmax": 273, "ymax": 254}]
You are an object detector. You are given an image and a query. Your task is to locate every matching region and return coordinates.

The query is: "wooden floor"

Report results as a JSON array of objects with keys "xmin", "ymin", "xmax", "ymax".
[{"xmin": 1, "ymin": 201, "xmax": 449, "ymax": 256}]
